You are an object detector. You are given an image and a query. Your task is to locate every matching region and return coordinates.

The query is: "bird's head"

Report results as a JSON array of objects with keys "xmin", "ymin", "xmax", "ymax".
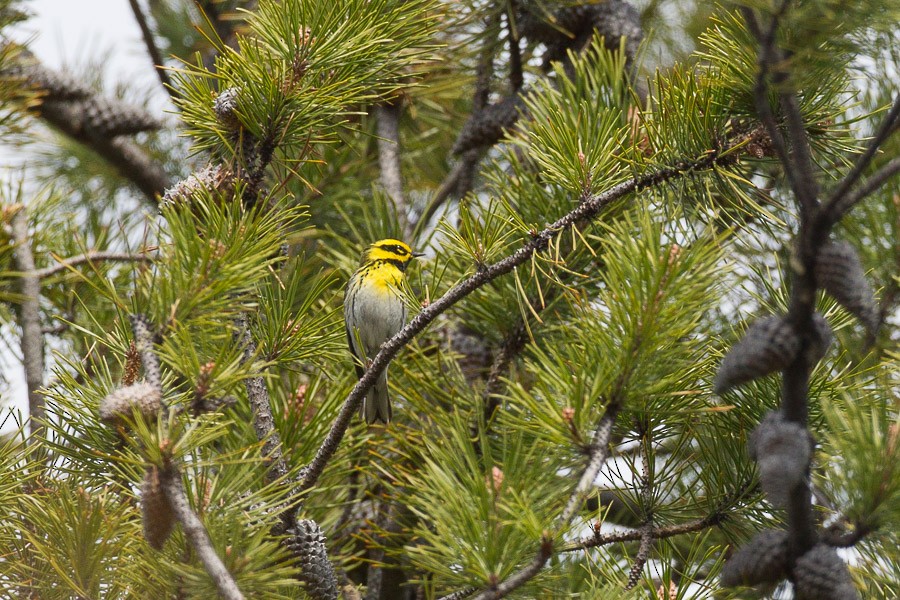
[{"xmin": 364, "ymin": 239, "xmax": 424, "ymax": 272}]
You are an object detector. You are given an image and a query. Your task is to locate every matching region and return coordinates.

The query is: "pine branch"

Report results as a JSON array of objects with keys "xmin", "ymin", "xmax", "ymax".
[
  {"xmin": 35, "ymin": 250, "xmax": 155, "ymax": 278},
  {"xmin": 7, "ymin": 207, "xmax": 44, "ymax": 437},
  {"xmin": 5, "ymin": 52, "xmax": 170, "ymax": 201},
  {"xmin": 128, "ymin": 0, "xmax": 176, "ymax": 98},
  {"xmin": 562, "ymin": 481, "xmax": 751, "ymax": 552},
  {"xmin": 301, "ymin": 137, "xmax": 745, "ymax": 493},
  {"xmin": 159, "ymin": 466, "xmax": 245, "ymax": 600}
]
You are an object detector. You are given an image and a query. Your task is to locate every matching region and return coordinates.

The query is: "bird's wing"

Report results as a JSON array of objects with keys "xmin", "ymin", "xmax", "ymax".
[{"xmin": 345, "ymin": 323, "xmax": 366, "ymax": 380}]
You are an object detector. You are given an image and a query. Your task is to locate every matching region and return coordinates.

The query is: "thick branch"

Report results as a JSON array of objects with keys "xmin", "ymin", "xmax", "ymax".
[
  {"xmin": 35, "ymin": 250, "xmax": 154, "ymax": 278},
  {"xmin": 373, "ymin": 103, "xmax": 407, "ymax": 233},
  {"xmin": 9, "ymin": 208, "xmax": 45, "ymax": 437},
  {"xmin": 160, "ymin": 467, "xmax": 245, "ymax": 600},
  {"xmin": 301, "ymin": 142, "xmax": 741, "ymax": 492}
]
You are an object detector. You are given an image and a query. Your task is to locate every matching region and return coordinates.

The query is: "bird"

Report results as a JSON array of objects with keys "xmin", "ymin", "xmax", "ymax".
[{"xmin": 344, "ymin": 239, "xmax": 423, "ymax": 423}]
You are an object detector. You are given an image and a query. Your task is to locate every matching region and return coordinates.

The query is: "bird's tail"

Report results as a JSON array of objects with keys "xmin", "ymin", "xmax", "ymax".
[{"xmin": 360, "ymin": 369, "xmax": 392, "ymax": 424}]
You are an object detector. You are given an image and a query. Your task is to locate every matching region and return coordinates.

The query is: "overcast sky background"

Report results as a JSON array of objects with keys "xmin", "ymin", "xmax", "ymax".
[{"xmin": 1, "ymin": 0, "xmax": 168, "ymax": 433}]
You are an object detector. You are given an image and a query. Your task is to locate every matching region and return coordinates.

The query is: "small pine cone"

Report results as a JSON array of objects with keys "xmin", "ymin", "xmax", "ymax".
[
  {"xmin": 714, "ymin": 315, "xmax": 800, "ymax": 394},
  {"xmin": 451, "ymin": 95, "xmax": 523, "ymax": 155},
  {"xmin": 160, "ymin": 164, "xmax": 234, "ymax": 208},
  {"xmin": 748, "ymin": 412, "xmax": 813, "ymax": 508},
  {"xmin": 99, "ymin": 382, "xmax": 162, "ymax": 425},
  {"xmin": 286, "ymin": 519, "xmax": 339, "ymax": 600},
  {"xmin": 142, "ymin": 466, "xmax": 175, "ymax": 550},
  {"xmin": 814, "ymin": 241, "xmax": 878, "ymax": 334},
  {"xmin": 793, "ymin": 544, "xmax": 860, "ymax": 600},
  {"xmin": 213, "ymin": 87, "xmax": 241, "ymax": 130},
  {"xmin": 129, "ymin": 314, "xmax": 162, "ymax": 389},
  {"xmin": 720, "ymin": 529, "xmax": 789, "ymax": 588}
]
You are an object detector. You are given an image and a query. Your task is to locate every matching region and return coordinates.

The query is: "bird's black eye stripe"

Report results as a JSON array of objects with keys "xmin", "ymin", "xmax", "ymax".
[{"xmin": 380, "ymin": 244, "xmax": 408, "ymax": 256}]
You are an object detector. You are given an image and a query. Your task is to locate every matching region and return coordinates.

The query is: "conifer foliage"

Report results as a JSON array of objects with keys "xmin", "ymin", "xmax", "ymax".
[{"xmin": 0, "ymin": 0, "xmax": 898, "ymax": 598}]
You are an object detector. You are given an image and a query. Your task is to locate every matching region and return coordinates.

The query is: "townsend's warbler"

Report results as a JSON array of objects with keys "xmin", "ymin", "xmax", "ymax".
[{"xmin": 344, "ymin": 239, "xmax": 423, "ymax": 423}]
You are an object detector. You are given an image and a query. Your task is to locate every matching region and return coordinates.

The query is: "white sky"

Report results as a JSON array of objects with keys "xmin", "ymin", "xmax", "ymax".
[{"xmin": 2, "ymin": 0, "xmax": 165, "ymax": 433}]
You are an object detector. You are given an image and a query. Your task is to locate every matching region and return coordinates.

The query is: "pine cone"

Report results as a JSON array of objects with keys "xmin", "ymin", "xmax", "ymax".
[
  {"xmin": 720, "ymin": 529, "xmax": 789, "ymax": 587},
  {"xmin": 83, "ymin": 99, "xmax": 162, "ymax": 137},
  {"xmin": 793, "ymin": 544, "xmax": 860, "ymax": 600},
  {"xmin": 99, "ymin": 381, "xmax": 162, "ymax": 425},
  {"xmin": 748, "ymin": 412, "xmax": 813, "ymax": 508},
  {"xmin": 286, "ymin": 519, "xmax": 339, "ymax": 600},
  {"xmin": 142, "ymin": 466, "xmax": 175, "ymax": 550},
  {"xmin": 161, "ymin": 164, "xmax": 234, "ymax": 208},
  {"xmin": 814, "ymin": 241, "xmax": 878, "ymax": 334},
  {"xmin": 213, "ymin": 87, "xmax": 241, "ymax": 131},
  {"xmin": 714, "ymin": 315, "xmax": 800, "ymax": 394}
]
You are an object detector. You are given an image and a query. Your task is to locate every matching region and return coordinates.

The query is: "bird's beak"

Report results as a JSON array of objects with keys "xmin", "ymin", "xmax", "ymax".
[{"xmin": 412, "ymin": 251, "xmax": 425, "ymax": 258}]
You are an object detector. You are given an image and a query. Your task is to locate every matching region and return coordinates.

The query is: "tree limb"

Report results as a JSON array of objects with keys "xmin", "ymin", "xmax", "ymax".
[
  {"xmin": 300, "ymin": 139, "xmax": 744, "ymax": 493},
  {"xmin": 9, "ymin": 207, "xmax": 45, "ymax": 437},
  {"xmin": 373, "ymin": 102, "xmax": 408, "ymax": 234},
  {"xmin": 35, "ymin": 250, "xmax": 154, "ymax": 278},
  {"xmin": 159, "ymin": 466, "xmax": 245, "ymax": 600}
]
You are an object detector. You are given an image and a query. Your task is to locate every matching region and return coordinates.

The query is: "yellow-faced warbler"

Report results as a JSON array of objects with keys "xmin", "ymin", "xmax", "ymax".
[{"xmin": 344, "ymin": 239, "xmax": 423, "ymax": 423}]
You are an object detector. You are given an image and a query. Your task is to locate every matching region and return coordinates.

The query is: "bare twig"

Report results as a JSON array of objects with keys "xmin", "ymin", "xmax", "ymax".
[
  {"xmin": 825, "ymin": 156, "xmax": 900, "ymax": 221},
  {"xmin": 559, "ymin": 405, "xmax": 621, "ymax": 524},
  {"xmin": 159, "ymin": 466, "xmax": 245, "ymax": 600},
  {"xmin": 9, "ymin": 207, "xmax": 45, "ymax": 437},
  {"xmin": 300, "ymin": 139, "xmax": 744, "ymax": 492},
  {"xmin": 35, "ymin": 250, "xmax": 154, "ymax": 278},
  {"xmin": 823, "ymin": 95, "xmax": 900, "ymax": 221},
  {"xmin": 127, "ymin": 0, "xmax": 176, "ymax": 97},
  {"xmin": 482, "ymin": 322, "xmax": 527, "ymax": 421}
]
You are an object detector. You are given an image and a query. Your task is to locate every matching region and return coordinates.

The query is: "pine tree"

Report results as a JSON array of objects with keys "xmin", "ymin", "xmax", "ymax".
[{"xmin": 0, "ymin": 0, "xmax": 898, "ymax": 598}]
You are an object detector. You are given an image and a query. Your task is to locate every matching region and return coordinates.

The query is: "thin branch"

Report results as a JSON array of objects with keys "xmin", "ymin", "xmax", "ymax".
[
  {"xmin": 127, "ymin": 0, "xmax": 176, "ymax": 98},
  {"xmin": 468, "ymin": 539, "xmax": 553, "ymax": 600},
  {"xmin": 9, "ymin": 207, "xmax": 45, "ymax": 437},
  {"xmin": 825, "ymin": 155, "xmax": 900, "ymax": 221},
  {"xmin": 562, "ymin": 509, "xmax": 727, "ymax": 553},
  {"xmin": 823, "ymin": 95, "xmax": 900, "ymax": 221},
  {"xmin": 482, "ymin": 321, "xmax": 527, "ymax": 421},
  {"xmin": 438, "ymin": 588, "xmax": 476, "ymax": 600},
  {"xmin": 159, "ymin": 466, "xmax": 245, "ymax": 600},
  {"xmin": 35, "ymin": 250, "xmax": 154, "ymax": 278},
  {"xmin": 300, "ymin": 140, "xmax": 743, "ymax": 492},
  {"xmin": 559, "ymin": 405, "xmax": 620, "ymax": 524}
]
